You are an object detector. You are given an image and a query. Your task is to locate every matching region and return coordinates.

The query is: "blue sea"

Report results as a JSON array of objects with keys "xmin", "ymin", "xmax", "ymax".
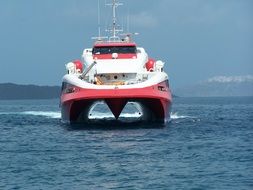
[{"xmin": 0, "ymin": 97, "xmax": 252, "ymax": 190}]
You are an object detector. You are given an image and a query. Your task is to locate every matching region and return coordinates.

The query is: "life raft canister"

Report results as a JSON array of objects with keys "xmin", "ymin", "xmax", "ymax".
[
  {"xmin": 145, "ymin": 58, "xmax": 155, "ymax": 71},
  {"xmin": 73, "ymin": 60, "xmax": 83, "ymax": 73}
]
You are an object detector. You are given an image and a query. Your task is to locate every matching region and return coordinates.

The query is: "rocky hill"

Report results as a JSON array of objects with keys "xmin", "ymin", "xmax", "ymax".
[{"xmin": 0, "ymin": 83, "xmax": 61, "ymax": 100}]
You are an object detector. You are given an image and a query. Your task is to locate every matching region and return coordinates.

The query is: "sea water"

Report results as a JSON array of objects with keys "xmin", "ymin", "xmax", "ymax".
[{"xmin": 0, "ymin": 97, "xmax": 252, "ymax": 189}]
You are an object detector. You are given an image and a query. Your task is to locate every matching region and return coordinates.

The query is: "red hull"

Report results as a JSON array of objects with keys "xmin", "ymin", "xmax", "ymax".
[{"xmin": 60, "ymin": 81, "xmax": 172, "ymax": 124}]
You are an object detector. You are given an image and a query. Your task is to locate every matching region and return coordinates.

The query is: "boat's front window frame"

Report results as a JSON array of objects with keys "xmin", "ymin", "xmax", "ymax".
[{"xmin": 92, "ymin": 46, "xmax": 137, "ymax": 55}]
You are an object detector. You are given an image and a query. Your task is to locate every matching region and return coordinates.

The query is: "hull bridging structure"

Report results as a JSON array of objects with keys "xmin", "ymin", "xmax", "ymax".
[{"xmin": 61, "ymin": 81, "xmax": 172, "ymax": 124}]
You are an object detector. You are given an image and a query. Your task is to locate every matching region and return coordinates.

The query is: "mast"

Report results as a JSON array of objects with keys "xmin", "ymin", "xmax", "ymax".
[
  {"xmin": 93, "ymin": 0, "xmax": 137, "ymax": 43},
  {"xmin": 112, "ymin": 0, "xmax": 117, "ymax": 38},
  {"xmin": 92, "ymin": 0, "xmax": 108, "ymax": 41},
  {"xmin": 98, "ymin": 0, "xmax": 101, "ymax": 38},
  {"xmin": 106, "ymin": 0, "xmax": 123, "ymax": 41}
]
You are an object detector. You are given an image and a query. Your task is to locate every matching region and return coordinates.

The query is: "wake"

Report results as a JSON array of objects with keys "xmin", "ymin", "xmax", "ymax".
[
  {"xmin": 0, "ymin": 111, "xmax": 141, "ymax": 120},
  {"xmin": 0, "ymin": 111, "xmax": 61, "ymax": 119},
  {"xmin": 0, "ymin": 111, "xmax": 198, "ymax": 122},
  {"xmin": 89, "ymin": 111, "xmax": 141, "ymax": 119},
  {"xmin": 22, "ymin": 111, "xmax": 61, "ymax": 119},
  {"xmin": 170, "ymin": 112, "xmax": 195, "ymax": 119},
  {"xmin": 168, "ymin": 112, "xmax": 199, "ymax": 123}
]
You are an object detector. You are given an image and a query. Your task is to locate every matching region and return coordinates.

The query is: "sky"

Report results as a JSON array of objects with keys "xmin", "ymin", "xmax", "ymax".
[{"xmin": 0, "ymin": 0, "xmax": 252, "ymax": 88}]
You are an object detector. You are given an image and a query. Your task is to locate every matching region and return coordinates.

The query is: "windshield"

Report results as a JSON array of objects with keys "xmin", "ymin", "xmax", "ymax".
[{"xmin": 92, "ymin": 46, "xmax": 137, "ymax": 55}]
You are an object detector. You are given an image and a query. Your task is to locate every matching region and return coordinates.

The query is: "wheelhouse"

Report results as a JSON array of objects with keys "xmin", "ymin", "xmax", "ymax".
[{"xmin": 92, "ymin": 43, "xmax": 137, "ymax": 59}]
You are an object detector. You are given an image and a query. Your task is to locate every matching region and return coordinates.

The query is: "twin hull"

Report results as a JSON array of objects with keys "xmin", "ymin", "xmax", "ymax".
[{"xmin": 61, "ymin": 76, "xmax": 172, "ymax": 124}]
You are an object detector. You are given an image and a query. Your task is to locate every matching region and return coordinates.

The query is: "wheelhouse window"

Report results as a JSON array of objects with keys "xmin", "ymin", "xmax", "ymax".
[{"xmin": 92, "ymin": 46, "xmax": 137, "ymax": 55}]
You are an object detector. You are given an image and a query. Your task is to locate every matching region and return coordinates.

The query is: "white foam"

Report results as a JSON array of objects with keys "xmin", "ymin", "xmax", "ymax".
[
  {"xmin": 170, "ymin": 112, "xmax": 195, "ymax": 120},
  {"xmin": 1, "ymin": 110, "xmax": 197, "ymax": 121},
  {"xmin": 0, "ymin": 112, "xmax": 14, "ymax": 115},
  {"xmin": 89, "ymin": 112, "xmax": 113, "ymax": 119},
  {"xmin": 22, "ymin": 111, "xmax": 61, "ymax": 119},
  {"xmin": 120, "ymin": 112, "xmax": 142, "ymax": 118},
  {"xmin": 89, "ymin": 111, "xmax": 141, "ymax": 119}
]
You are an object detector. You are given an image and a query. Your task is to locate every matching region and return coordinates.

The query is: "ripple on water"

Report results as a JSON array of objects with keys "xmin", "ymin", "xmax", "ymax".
[{"xmin": 0, "ymin": 97, "xmax": 253, "ymax": 189}]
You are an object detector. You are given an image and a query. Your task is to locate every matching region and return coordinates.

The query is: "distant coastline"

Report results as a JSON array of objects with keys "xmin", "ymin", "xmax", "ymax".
[
  {"xmin": 174, "ymin": 75, "xmax": 253, "ymax": 97},
  {"xmin": 1, "ymin": 81, "xmax": 252, "ymax": 100},
  {"xmin": 0, "ymin": 83, "xmax": 179, "ymax": 100},
  {"xmin": 0, "ymin": 83, "xmax": 61, "ymax": 100}
]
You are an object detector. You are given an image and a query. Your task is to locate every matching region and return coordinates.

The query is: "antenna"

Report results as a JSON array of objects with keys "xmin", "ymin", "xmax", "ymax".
[
  {"xmin": 92, "ymin": 0, "xmax": 108, "ymax": 42},
  {"xmin": 106, "ymin": 0, "xmax": 123, "ymax": 41},
  {"xmin": 127, "ymin": 10, "xmax": 130, "ymax": 33},
  {"xmin": 98, "ymin": 0, "xmax": 101, "ymax": 38},
  {"xmin": 93, "ymin": 0, "xmax": 138, "ymax": 43}
]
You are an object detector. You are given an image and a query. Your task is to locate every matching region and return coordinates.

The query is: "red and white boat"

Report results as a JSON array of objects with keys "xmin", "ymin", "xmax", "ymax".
[{"xmin": 60, "ymin": 0, "xmax": 172, "ymax": 124}]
